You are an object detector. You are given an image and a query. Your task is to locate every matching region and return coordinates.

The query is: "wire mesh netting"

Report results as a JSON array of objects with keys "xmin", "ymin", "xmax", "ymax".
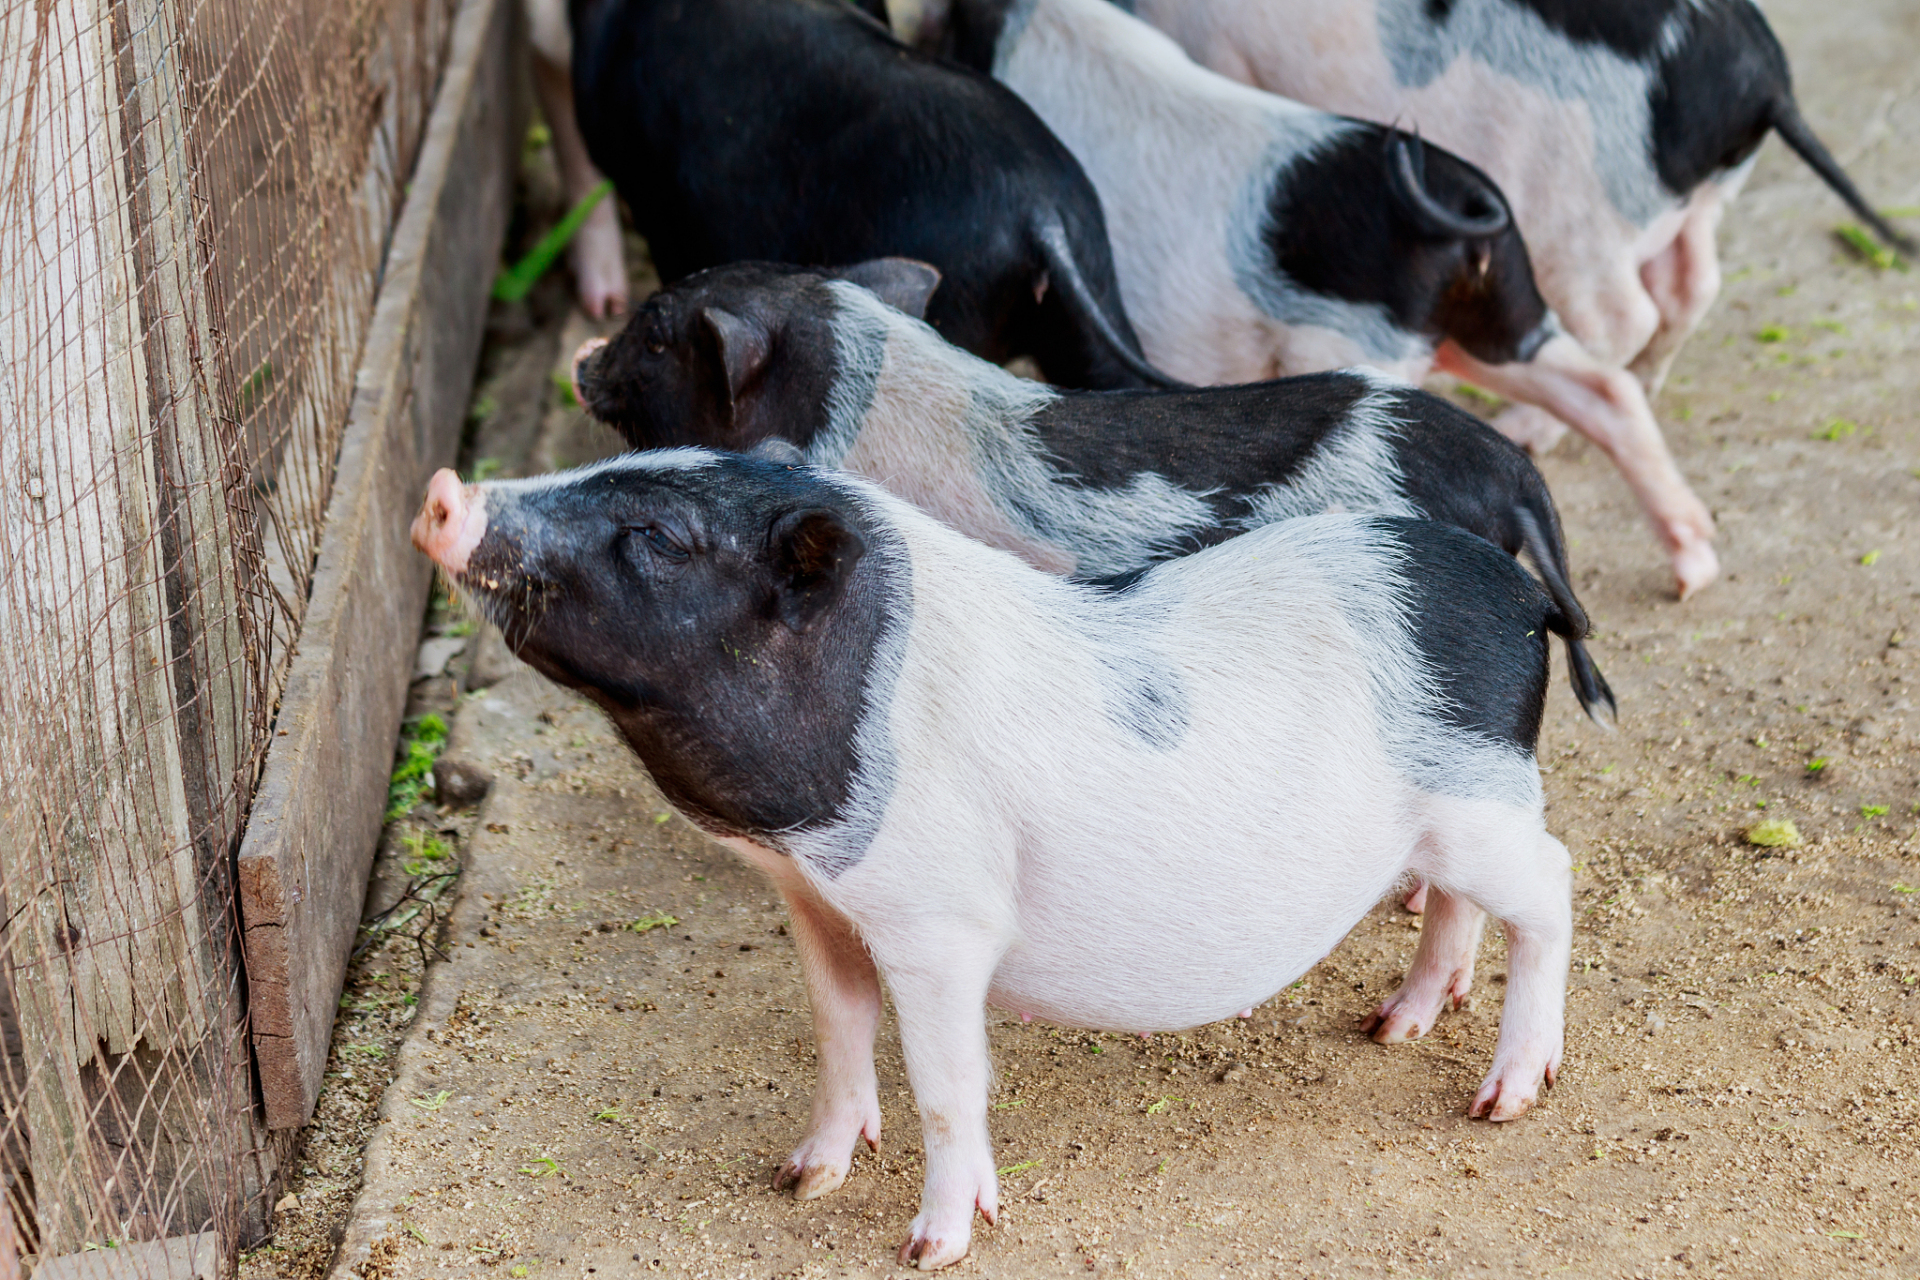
[{"xmin": 0, "ymin": 0, "xmax": 458, "ymax": 1269}]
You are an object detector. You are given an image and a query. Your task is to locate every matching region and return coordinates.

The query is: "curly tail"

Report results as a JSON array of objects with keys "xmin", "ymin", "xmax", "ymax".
[
  {"xmin": 1031, "ymin": 213, "xmax": 1191, "ymax": 390},
  {"xmin": 1515, "ymin": 506, "xmax": 1617, "ymax": 728}
]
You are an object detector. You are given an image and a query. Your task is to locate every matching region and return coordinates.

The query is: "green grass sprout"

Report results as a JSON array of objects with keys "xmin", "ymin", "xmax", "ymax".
[
  {"xmin": 1745, "ymin": 819, "xmax": 1802, "ymax": 849},
  {"xmin": 494, "ymin": 180, "xmax": 616, "ymax": 303},
  {"xmin": 1834, "ymin": 224, "xmax": 1904, "ymax": 271}
]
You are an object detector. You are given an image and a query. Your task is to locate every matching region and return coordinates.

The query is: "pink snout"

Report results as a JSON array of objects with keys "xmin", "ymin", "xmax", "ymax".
[
  {"xmin": 412, "ymin": 468, "xmax": 488, "ymax": 576},
  {"xmin": 571, "ymin": 336, "xmax": 609, "ymax": 410}
]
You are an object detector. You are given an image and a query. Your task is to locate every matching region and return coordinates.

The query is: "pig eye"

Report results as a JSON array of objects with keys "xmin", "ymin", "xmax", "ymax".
[
  {"xmin": 646, "ymin": 337, "xmax": 666, "ymax": 355},
  {"xmin": 631, "ymin": 523, "xmax": 689, "ymax": 562}
]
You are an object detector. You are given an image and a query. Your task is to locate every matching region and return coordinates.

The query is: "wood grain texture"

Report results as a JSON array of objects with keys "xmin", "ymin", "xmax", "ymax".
[{"xmin": 235, "ymin": 0, "xmax": 519, "ymax": 1131}]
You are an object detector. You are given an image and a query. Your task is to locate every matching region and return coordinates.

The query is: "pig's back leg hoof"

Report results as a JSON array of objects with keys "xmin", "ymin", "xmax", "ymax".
[
  {"xmin": 1452, "ymin": 831, "xmax": 1572, "ymax": 1122},
  {"xmin": 1670, "ymin": 535, "xmax": 1720, "ymax": 601},
  {"xmin": 774, "ymin": 1114, "xmax": 878, "ymax": 1200},
  {"xmin": 1362, "ymin": 887, "xmax": 1484, "ymax": 1044},
  {"xmin": 898, "ymin": 1188, "xmax": 995, "ymax": 1271},
  {"xmin": 1469, "ymin": 1058, "xmax": 1557, "ymax": 1123}
]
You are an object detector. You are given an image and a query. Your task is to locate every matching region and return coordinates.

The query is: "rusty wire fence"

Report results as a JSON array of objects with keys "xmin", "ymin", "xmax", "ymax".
[{"xmin": 0, "ymin": 0, "xmax": 457, "ymax": 1268}]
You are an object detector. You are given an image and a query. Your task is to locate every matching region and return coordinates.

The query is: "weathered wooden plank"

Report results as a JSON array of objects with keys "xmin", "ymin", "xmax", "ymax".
[
  {"xmin": 35, "ymin": 1231, "xmax": 216, "ymax": 1280},
  {"xmin": 234, "ymin": 0, "xmax": 519, "ymax": 1130}
]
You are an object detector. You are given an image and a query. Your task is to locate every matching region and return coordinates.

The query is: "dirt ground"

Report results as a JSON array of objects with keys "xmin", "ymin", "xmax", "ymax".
[{"xmin": 240, "ymin": 2, "xmax": 1920, "ymax": 1277}]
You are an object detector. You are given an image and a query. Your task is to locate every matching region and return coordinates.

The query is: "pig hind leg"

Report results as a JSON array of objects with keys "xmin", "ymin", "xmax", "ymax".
[
  {"xmin": 1362, "ymin": 887, "xmax": 1486, "ymax": 1042},
  {"xmin": 774, "ymin": 889, "xmax": 884, "ymax": 1200},
  {"xmin": 1411, "ymin": 807, "xmax": 1572, "ymax": 1122},
  {"xmin": 1629, "ymin": 191, "xmax": 1724, "ymax": 398}
]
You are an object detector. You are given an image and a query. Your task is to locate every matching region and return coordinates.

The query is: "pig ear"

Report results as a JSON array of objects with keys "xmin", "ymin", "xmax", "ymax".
[
  {"xmin": 832, "ymin": 258, "xmax": 942, "ymax": 319},
  {"xmin": 768, "ymin": 508, "xmax": 867, "ymax": 632},
  {"xmin": 748, "ymin": 438, "xmax": 805, "ymax": 466},
  {"xmin": 699, "ymin": 306, "xmax": 773, "ymax": 412}
]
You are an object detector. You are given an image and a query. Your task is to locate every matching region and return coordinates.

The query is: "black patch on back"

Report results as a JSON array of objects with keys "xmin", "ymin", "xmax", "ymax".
[
  {"xmin": 1648, "ymin": 0, "xmax": 1786, "ymax": 196},
  {"xmin": 1432, "ymin": 0, "xmax": 1680, "ymax": 60},
  {"xmin": 1384, "ymin": 517, "xmax": 1553, "ymax": 754},
  {"xmin": 1377, "ymin": 388, "xmax": 1566, "ymax": 567},
  {"xmin": 1263, "ymin": 128, "xmax": 1548, "ymax": 364},
  {"xmin": 1034, "ymin": 372, "xmax": 1369, "ymax": 496}
]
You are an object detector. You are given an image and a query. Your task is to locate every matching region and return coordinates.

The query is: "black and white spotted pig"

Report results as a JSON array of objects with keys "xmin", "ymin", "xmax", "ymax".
[
  {"xmin": 1130, "ymin": 0, "xmax": 1917, "ymax": 459},
  {"xmin": 569, "ymin": 259, "xmax": 1615, "ymax": 724},
  {"xmin": 413, "ymin": 449, "xmax": 1589, "ymax": 1268},
  {"xmin": 923, "ymin": 0, "xmax": 1718, "ymax": 598}
]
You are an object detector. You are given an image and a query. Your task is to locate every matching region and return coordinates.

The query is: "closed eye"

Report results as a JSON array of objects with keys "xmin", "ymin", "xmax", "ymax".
[{"xmin": 628, "ymin": 524, "xmax": 689, "ymax": 561}]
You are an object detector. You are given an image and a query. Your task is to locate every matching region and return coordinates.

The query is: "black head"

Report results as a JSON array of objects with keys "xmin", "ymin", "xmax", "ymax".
[
  {"xmin": 1268, "ymin": 127, "xmax": 1553, "ymax": 366},
  {"xmin": 573, "ymin": 259, "xmax": 941, "ymax": 453},
  {"xmin": 447, "ymin": 450, "xmax": 901, "ymax": 841}
]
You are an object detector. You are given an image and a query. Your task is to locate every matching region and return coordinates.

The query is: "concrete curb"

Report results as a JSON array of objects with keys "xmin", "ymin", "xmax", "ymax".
[{"xmin": 324, "ymin": 775, "xmax": 525, "ymax": 1280}]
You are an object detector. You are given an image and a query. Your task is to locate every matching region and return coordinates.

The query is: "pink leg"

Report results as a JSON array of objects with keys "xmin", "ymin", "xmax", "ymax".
[
  {"xmin": 883, "ymin": 943, "xmax": 1000, "ymax": 1270},
  {"xmin": 1467, "ymin": 840, "xmax": 1572, "ymax": 1122},
  {"xmin": 531, "ymin": 49, "xmax": 629, "ymax": 318},
  {"xmin": 1438, "ymin": 334, "xmax": 1717, "ymax": 600},
  {"xmin": 1362, "ymin": 888, "xmax": 1484, "ymax": 1043},
  {"xmin": 1629, "ymin": 191, "xmax": 1724, "ymax": 396},
  {"xmin": 771, "ymin": 888, "xmax": 883, "ymax": 1201}
]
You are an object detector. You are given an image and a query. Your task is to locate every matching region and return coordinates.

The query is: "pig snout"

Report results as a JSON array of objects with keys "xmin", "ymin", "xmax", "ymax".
[
  {"xmin": 571, "ymin": 336, "xmax": 609, "ymax": 412},
  {"xmin": 412, "ymin": 468, "xmax": 488, "ymax": 576}
]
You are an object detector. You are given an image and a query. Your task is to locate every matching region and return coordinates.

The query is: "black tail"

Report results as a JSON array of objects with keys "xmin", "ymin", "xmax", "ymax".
[
  {"xmin": 1031, "ymin": 214, "xmax": 1192, "ymax": 390},
  {"xmin": 1770, "ymin": 96, "xmax": 1917, "ymax": 256},
  {"xmin": 1515, "ymin": 506, "xmax": 1617, "ymax": 728}
]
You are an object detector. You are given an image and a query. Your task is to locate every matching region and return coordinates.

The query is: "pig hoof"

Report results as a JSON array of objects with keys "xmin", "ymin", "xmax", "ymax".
[
  {"xmin": 1489, "ymin": 404, "xmax": 1569, "ymax": 456},
  {"xmin": 1670, "ymin": 538, "xmax": 1719, "ymax": 601},
  {"xmin": 775, "ymin": 1157, "xmax": 848, "ymax": 1201},
  {"xmin": 897, "ymin": 1230, "xmax": 970, "ymax": 1271},
  {"xmin": 1469, "ymin": 1057, "xmax": 1555, "ymax": 1121},
  {"xmin": 1361, "ymin": 1003, "xmax": 1427, "ymax": 1044},
  {"xmin": 1402, "ymin": 880, "xmax": 1429, "ymax": 914}
]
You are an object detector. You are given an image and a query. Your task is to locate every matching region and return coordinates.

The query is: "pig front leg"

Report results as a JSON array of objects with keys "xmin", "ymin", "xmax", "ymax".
[
  {"xmin": 772, "ymin": 888, "xmax": 884, "ymax": 1200},
  {"xmin": 881, "ymin": 950, "xmax": 1001, "ymax": 1269},
  {"xmin": 529, "ymin": 46, "xmax": 629, "ymax": 318},
  {"xmin": 1438, "ymin": 334, "xmax": 1717, "ymax": 600},
  {"xmin": 1362, "ymin": 887, "xmax": 1485, "ymax": 1042}
]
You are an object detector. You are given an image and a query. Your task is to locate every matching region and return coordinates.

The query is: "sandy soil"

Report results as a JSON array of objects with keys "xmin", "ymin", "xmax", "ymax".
[{"xmin": 242, "ymin": 1, "xmax": 1920, "ymax": 1276}]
